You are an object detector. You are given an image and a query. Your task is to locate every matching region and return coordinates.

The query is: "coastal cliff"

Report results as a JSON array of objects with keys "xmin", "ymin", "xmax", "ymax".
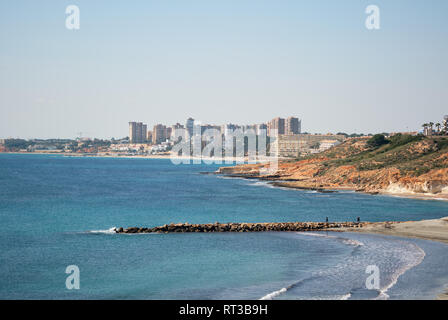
[{"xmin": 217, "ymin": 135, "xmax": 448, "ymax": 198}]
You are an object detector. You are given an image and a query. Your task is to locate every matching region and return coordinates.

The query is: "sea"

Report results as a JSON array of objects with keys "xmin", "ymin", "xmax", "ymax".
[{"xmin": 0, "ymin": 154, "xmax": 447, "ymax": 299}]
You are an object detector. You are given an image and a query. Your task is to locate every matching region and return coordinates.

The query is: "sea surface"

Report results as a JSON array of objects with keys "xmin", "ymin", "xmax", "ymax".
[{"xmin": 0, "ymin": 154, "xmax": 447, "ymax": 299}]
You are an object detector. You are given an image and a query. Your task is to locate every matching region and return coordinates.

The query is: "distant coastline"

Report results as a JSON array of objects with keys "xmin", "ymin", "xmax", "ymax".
[{"xmin": 0, "ymin": 151, "xmax": 277, "ymax": 164}]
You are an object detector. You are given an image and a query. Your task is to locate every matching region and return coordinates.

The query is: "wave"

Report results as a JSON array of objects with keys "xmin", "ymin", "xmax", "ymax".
[
  {"xmin": 375, "ymin": 241, "xmax": 426, "ymax": 300},
  {"xmin": 308, "ymin": 233, "xmax": 425, "ymax": 300},
  {"xmin": 87, "ymin": 227, "xmax": 117, "ymax": 234},
  {"xmin": 265, "ymin": 232, "xmax": 426, "ymax": 300},
  {"xmin": 339, "ymin": 293, "xmax": 352, "ymax": 300},
  {"xmin": 259, "ymin": 287, "xmax": 288, "ymax": 300},
  {"xmin": 248, "ymin": 181, "xmax": 278, "ymax": 189},
  {"xmin": 258, "ymin": 275, "xmax": 319, "ymax": 300},
  {"xmin": 342, "ymin": 239, "xmax": 364, "ymax": 247},
  {"xmin": 298, "ymin": 232, "xmax": 364, "ymax": 247},
  {"xmin": 216, "ymin": 176, "xmax": 248, "ymax": 181},
  {"xmin": 251, "ymin": 183, "xmax": 322, "ymax": 193},
  {"xmin": 259, "ymin": 277, "xmax": 353, "ymax": 300},
  {"xmin": 86, "ymin": 227, "xmax": 163, "ymax": 236}
]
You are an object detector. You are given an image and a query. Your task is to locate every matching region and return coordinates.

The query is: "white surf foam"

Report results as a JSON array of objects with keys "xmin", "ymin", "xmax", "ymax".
[
  {"xmin": 342, "ymin": 239, "xmax": 364, "ymax": 247},
  {"xmin": 87, "ymin": 227, "xmax": 117, "ymax": 234},
  {"xmin": 249, "ymin": 181, "xmax": 278, "ymax": 189},
  {"xmin": 375, "ymin": 241, "xmax": 426, "ymax": 300},
  {"xmin": 339, "ymin": 293, "xmax": 352, "ymax": 300},
  {"xmin": 299, "ymin": 232, "xmax": 364, "ymax": 247},
  {"xmin": 259, "ymin": 287, "xmax": 288, "ymax": 300}
]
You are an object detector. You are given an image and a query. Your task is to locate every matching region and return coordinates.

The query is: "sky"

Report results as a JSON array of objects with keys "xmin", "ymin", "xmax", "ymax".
[{"xmin": 1, "ymin": 0, "xmax": 447, "ymax": 139}]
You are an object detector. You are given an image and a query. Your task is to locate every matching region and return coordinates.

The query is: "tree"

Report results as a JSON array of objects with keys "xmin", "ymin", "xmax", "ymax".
[
  {"xmin": 366, "ymin": 134, "xmax": 389, "ymax": 148},
  {"xmin": 4, "ymin": 139, "xmax": 31, "ymax": 151}
]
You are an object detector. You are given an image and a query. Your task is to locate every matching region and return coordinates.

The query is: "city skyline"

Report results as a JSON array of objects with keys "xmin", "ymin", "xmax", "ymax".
[
  {"xmin": 1, "ymin": 112, "xmax": 443, "ymax": 140},
  {"xmin": 127, "ymin": 116, "xmax": 302, "ymax": 144},
  {"xmin": 1, "ymin": 1, "xmax": 448, "ymax": 139}
]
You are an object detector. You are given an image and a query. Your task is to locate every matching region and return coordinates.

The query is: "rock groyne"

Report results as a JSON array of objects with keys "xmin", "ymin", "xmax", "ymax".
[{"xmin": 114, "ymin": 221, "xmax": 391, "ymax": 234}]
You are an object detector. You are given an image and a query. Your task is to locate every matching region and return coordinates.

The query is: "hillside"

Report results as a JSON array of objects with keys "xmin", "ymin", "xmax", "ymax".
[{"xmin": 217, "ymin": 135, "xmax": 448, "ymax": 197}]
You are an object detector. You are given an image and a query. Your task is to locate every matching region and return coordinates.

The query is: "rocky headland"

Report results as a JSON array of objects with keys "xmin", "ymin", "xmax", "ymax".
[{"xmin": 216, "ymin": 135, "xmax": 448, "ymax": 199}]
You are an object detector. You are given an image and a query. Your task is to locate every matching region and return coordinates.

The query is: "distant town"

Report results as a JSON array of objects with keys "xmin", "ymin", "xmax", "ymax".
[{"xmin": 1, "ymin": 116, "xmax": 448, "ymax": 159}]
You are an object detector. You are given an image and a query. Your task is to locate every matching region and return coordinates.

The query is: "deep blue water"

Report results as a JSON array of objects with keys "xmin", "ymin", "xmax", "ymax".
[{"xmin": 0, "ymin": 154, "xmax": 447, "ymax": 299}]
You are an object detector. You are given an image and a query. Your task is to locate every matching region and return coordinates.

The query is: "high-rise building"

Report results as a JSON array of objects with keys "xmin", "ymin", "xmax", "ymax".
[
  {"xmin": 200, "ymin": 124, "xmax": 220, "ymax": 135},
  {"xmin": 129, "ymin": 122, "xmax": 147, "ymax": 143},
  {"xmin": 171, "ymin": 123, "xmax": 185, "ymax": 141},
  {"xmin": 268, "ymin": 117, "xmax": 285, "ymax": 136},
  {"xmin": 186, "ymin": 118, "xmax": 195, "ymax": 138},
  {"xmin": 221, "ymin": 124, "xmax": 239, "ymax": 137},
  {"xmin": 242, "ymin": 125, "xmax": 257, "ymax": 133},
  {"xmin": 166, "ymin": 127, "xmax": 172, "ymax": 140},
  {"xmin": 152, "ymin": 124, "xmax": 167, "ymax": 144},
  {"xmin": 142, "ymin": 124, "xmax": 147, "ymax": 142},
  {"xmin": 256, "ymin": 123, "xmax": 267, "ymax": 135},
  {"xmin": 285, "ymin": 117, "xmax": 301, "ymax": 135}
]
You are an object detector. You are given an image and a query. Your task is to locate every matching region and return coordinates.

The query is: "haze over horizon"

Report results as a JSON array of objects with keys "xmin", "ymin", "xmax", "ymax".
[{"xmin": 1, "ymin": 0, "xmax": 447, "ymax": 139}]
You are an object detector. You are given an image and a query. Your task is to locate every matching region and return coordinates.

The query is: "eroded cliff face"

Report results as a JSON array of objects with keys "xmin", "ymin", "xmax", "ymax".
[
  {"xmin": 216, "ymin": 137, "xmax": 448, "ymax": 195},
  {"xmin": 385, "ymin": 169, "xmax": 448, "ymax": 194}
]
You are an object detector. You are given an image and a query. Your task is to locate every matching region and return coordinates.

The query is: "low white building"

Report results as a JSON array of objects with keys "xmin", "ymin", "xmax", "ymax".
[{"xmin": 318, "ymin": 140, "xmax": 341, "ymax": 152}]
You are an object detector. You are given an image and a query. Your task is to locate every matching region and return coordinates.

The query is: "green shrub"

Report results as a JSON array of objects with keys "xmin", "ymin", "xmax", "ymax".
[
  {"xmin": 366, "ymin": 134, "xmax": 389, "ymax": 148},
  {"xmin": 389, "ymin": 134, "xmax": 423, "ymax": 148},
  {"xmin": 436, "ymin": 139, "xmax": 448, "ymax": 150}
]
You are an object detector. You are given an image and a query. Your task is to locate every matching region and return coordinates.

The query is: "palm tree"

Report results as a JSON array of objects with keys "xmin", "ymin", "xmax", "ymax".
[
  {"xmin": 436, "ymin": 123, "xmax": 441, "ymax": 133},
  {"xmin": 422, "ymin": 123, "xmax": 429, "ymax": 136},
  {"xmin": 428, "ymin": 122, "xmax": 435, "ymax": 136}
]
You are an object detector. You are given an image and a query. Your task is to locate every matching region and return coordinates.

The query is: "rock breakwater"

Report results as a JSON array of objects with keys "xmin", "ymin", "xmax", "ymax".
[{"xmin": 114, "ymin": 221, "xmax": 389, "ymax": 234}]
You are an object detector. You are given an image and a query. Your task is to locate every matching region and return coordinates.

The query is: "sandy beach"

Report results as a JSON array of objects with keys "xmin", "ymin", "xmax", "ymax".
[
  {"xmin": 6, "ymin": 151, "xmax": 275, "ymax": 164},
  {"xmin": 336, "ymin": 217, "xmax": 448, "ymax": 243},
  {"xmin": 379, "ymin": 190, "xmax": 448, "ymax": 202}
]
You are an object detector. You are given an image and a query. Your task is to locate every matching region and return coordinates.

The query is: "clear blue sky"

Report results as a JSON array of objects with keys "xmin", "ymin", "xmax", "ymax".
[{"xmin": 1, "ymin": 0, "xmax": 447, "ymax": 139}]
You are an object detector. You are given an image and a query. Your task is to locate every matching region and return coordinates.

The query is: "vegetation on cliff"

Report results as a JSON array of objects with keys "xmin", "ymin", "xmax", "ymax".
[
  {"xmin": 321, "ymin": 134, "xmax": 446, "ymax": 177},
  {"xmin": 218, "ymin": 135, "xmax": 448, "ymax": 195}
]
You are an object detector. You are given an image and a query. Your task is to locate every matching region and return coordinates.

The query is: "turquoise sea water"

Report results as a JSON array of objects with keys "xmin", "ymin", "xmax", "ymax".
[{"xmin": 0, "ymin": 154, "xmax": 447, "ymax": 299}]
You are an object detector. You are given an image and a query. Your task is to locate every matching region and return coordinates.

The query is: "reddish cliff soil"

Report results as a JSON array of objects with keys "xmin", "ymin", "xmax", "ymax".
[{"xmin": 217, "ymin": 136, "xmax": 448, "ymax": 196}]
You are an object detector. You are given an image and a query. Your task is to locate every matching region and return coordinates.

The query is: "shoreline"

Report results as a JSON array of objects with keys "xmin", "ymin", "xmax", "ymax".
[
  {"xmin": 220, "ymin": 175, "xmax": 448, "ymax": 202},
  {"xmin": 268, "ymin": 181, "xmax": 448, "ymax": 202},
  {"xmin": 0, "ymin": 151, "xmax": 275, "ymax": 164},
  {"xmin": 5, "ymin": 152, "xmax": 447, "ymax": 202},
  {"xmin": 332, "ymin": 217, "xmax": 448, "ymax": 244},
  {"xmin": 211, "ymin": 172, "xmax": 448, "ymax": 299},
  {"xmin": 114, "ymin": 218, "xmax": 448, "ymax": 300},
  {"xmin": 334, "ymin": 217, "xmax": 448, "ymax": 300}
]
